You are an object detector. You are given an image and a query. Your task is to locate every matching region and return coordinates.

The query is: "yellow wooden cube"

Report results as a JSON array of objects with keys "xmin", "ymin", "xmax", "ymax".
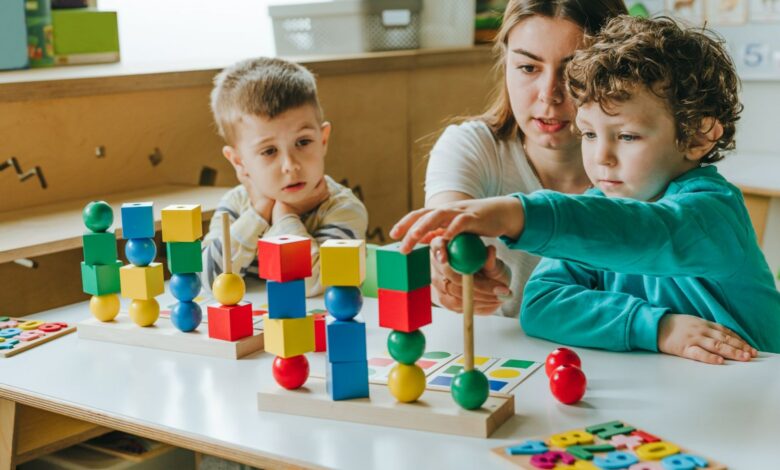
[
  {"xmin": 119, "ymin": 263, "xmax": 164, "ymax": 299},
  {"xmin": 320, "ymin": 239, "xmax": 366, "ymax": 287},
  {"xmin": 264, "ymin": 316, "xmax": 314, "ymax": 358},
  {"xmin": 161, "ymin": 204, "xmax": 202, "ymax": 242}
]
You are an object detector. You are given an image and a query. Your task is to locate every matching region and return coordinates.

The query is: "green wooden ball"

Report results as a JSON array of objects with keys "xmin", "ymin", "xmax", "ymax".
[
  {"xmin": 387, "ymin": 330, "xmax": 426, "ymax": 365},
  {"xmin": 82, "ymin": 201, "xmax": 113, "ymax": 232},
  {"xmin": 446, "ymin": 233, "xmax": 487, "ymax": 275},
  {"xmin": 451, "ymin": 369, "xmax": 489, "ymax": 410}
]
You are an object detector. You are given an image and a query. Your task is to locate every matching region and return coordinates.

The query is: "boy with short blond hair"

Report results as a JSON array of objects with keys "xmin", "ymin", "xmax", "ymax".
[
  {"xmin": 391, "ymin": 16, "xmax": 780, "ymax": 363},
  {"xmin": 203, "ymin": 57, "xmax": 368, "ymax": 295}
]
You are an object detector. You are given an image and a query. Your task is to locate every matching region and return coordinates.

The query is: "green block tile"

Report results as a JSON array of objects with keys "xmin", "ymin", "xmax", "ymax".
[
  {"xmin": 166, "ymin": 240, "xmax": 203, "ymax": 274},
  {"xmin": 82, "ymin": 231, "xmax": 117, "ymax": 265},
  {"xmin": 376, "ymin": 242, "xmax": 430, "ymax": 292},
  {"xmin": 361, "ymin": 243, "xmax": 379, "ymax": 298},
  {"xmin": 81, "ymin": 260, "xmax": 121, "ymax": 295},
  {"xmin": 500, "ymin": 359, "xmax": 534, "ymax": 369}
]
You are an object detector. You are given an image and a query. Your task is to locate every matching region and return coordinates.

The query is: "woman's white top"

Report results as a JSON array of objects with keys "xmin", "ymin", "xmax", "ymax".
[{"xmin": 425, "ymin": 120, "xmax": 543, "ymax": 318}]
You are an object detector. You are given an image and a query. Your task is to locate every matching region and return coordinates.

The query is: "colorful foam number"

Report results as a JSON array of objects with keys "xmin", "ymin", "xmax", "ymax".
[
  {"xmin": 566, "ymin": 444, "xmax": 615, "ymax": 460},
  {"xmin": 0, "ymin": 320, "xmax": 18, "ymax": 329},
  {"xmin": 585, "ymin": 421, "xmax": 636, "ymax": 439},
  {"xmin": 19, "ymin": 330, "xmax": 45, "ymax": 341},
  {"xmin": 18, "ymin": 320, "xmax": 44, "ymax": 330},
  {"xmin": 0, "ymin": 328, "xmax": 21, "ymax": 339},
  {"xmin": 610, "ymin": 433, "xmax": 644, "ymax": 450},
  {"xmin": 632, "ymin": 429, "xmax": 661, "ymax": 443},
  {"xmin": 550, "ymin": 430, "xmax": 594, "ymax": 447},
  {"xmin": 593, "ymin": 451, "xmax": 639, "ymax": 469},
  {"xmin": 505, "ymin": 440, "xmax": 548, "ymax": 455},
  {"xmin": 529, "ymin": 450, "xmax": 575, "ymax": 469},
  {"xmin": 0, "ymin": 339, "xmax": 20, "ymax": 350},
  {"xmin": 555, "ymin": 461, "xmax": 599, "ymax": 470},
  {"xmin": 660, "ymin": 454, "xmax": 707, "ymax": 470},
  {"xmin": 635, "ymin": 442, "xmax": 681, "ymax": 461},
  {"xmin": 628, "ymin": 463, "xmax": 664, "ymax": 470},
  {"xmin": 38, "ymin": 322, "xmax": 67, "ymax": 333}
]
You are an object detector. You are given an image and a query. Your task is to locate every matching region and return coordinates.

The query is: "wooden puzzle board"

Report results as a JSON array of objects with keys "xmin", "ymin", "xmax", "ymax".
[
  {"xmin": 491, "ymin": 421, "xmax": 727, "ymax": 469},
  {"xmin": 257, "ymin": 377, "xmax": 515, "ymax": 438},
  {"xmin": 367, "ymin": 350, "xmax": 542, "ymax": 395},
  {"xmin": 78, "ymin": 313, "xmax": 264, "ymax": 359},
  {"xmin": 0, "ymin": 317, "xmax": 76, "ymax": 358}
]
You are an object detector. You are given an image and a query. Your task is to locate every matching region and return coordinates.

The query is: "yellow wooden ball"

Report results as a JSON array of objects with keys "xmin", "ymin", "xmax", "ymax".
[
  {"xmin": 129, "ymin": 298, "xmax": 159, "ymax": 327},
  {"xmin": 89, "ymin": 294, "xmax": 120, "ymax": 322},
  {"xmin": 212, "ymin": 273, "xmax": 245, "ymax": 305},
  {"xmin": 388, "ymin": 363, "xmax": 426, "ymax": 403}
]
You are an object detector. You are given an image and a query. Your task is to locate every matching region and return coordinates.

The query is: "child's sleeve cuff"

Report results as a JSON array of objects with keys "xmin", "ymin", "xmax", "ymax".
[
  {"xmin": 629, "ymin": 304, "xmax": 668, "ymax": 352},
  {"xmin": 499, "ymin": 193, "xmax": 554, "ymax": 252}
]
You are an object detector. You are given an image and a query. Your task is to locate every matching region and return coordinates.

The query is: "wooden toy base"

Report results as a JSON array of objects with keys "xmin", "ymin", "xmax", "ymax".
[
  {"xmin": 490, "ymin": 421, "xmax": 727, "ymax": 469},
  {"xmin": 257, "ymin": 377, "xmax": 515, "ymax": 437},
  {"xmin": 1, "ymin": 318, "xmax": 76, "ymax": 358},
  {"xmin": 78, "ymin": 313, "xmax": 264, "ymax": 359}
]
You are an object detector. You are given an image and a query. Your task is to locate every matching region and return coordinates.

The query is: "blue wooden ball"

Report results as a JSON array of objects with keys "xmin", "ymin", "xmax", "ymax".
[
  {"xmin": 170, "ymin": 301, "xmax": 202, "ymax": 332},
  {"xmin": 324, "ymin": 286, "xmax": 363, "ymax": 321},
  {"xmin": 170, "ymin": 273, "xmax": 201, "ymax": 302},
  {"xmin": 125, "ymin": 238, "xmax": 156, "ymax": 266}
]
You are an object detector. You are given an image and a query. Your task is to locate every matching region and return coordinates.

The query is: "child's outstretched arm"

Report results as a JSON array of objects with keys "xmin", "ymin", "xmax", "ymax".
[
  {"xmin": 523, "ymin": 259, "xmax": 756, "ymax": 364},
  {"xmin": 391, "ymin": 196, "xmax": 525, "ymax": 253}
]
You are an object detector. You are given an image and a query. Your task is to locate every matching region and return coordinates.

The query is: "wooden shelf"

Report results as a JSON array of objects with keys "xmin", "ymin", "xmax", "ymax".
[{"xmin": 0, "ymin": 184, "xmax": 229, "ymax": 264}]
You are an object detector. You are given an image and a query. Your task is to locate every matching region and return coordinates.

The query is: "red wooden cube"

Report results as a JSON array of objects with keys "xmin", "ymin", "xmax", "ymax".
[
  {"xmin": 313, "ymin": 313, "xmax": 326, "ymax": 352},
  {"xmin": 378, "ymin": 285, "xmax": 432, "ymax": 333},
  {"xmin": 207, "ymin": 302, "xmax": 253, "ymax": 341},
  {"xmin": 257, "ymin": 235, "xmax": 312, "ymax": 282}
]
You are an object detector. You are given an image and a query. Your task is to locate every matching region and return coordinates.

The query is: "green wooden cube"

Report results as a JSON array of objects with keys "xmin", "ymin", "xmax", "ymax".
[
  {"xmin": 81, "ymin": 260, "xmax": 121, "ymax": 295},
  {"xmin": 376, "ymin": 242, "xmax": 430, "ymax": 292},
  {"xmin": 166, "ymin": 240, "xmax": 203, "ymax": 274},
  {"xmin": 82, "ymin": 231, "xmax": 117, "ymax": 265},
  {"xmin": 361, "ymin": 243, "xmax": 379, "ymax": 298}
]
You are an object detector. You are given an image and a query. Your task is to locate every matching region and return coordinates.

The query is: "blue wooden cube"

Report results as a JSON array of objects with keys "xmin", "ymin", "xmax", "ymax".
[
  {"xmin": 267, "ymin": 279, "xmax": 306, "ymax": 319},
  {"xmin": 326, "ymin": 320, "xmax": 366, "ymax": 363},
  {"xmin": 120, "ymin": 202, "xmax": 154, "ymax": 239},
  {"xmin": 326, "ymin": 360, "xmax": 369, "ymax": 401}
]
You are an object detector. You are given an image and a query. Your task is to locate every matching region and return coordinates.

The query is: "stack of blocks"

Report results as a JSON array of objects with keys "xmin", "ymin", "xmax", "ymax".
[
  {"xmin": 321, "ymin": 239, "xmax": 369, "ymax": 400},
  {"xmin": 81, "ymin": 201, "xmax": 122, "ymax": 322},
  {"xmin": 377, "ymin": 242, "xmax": 432, "ymax": 402},
  {"xmin": 206, "ymin": 215, "xmax": 253, "ymax": 342},
  {"xmin": 162, "ymin": 205, "xmax": 204, "ymax": 332},
  {"xmin": 119, "ymin": 202, "xmax": 164, "ymax": 327},
  {"xmin": 258, "ymin": 235, "xmax": 315, "ymax": 390}
]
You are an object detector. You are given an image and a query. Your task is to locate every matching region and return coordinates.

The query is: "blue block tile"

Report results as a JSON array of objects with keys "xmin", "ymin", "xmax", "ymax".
[
  {"xmin": 267, "ymin": 279, "xmax": 306, "ymax": 319},
  {"xmin": 429, "ymin": 375, "xmax": 452, "ymax": 387},
  {"xmin": 326, "ymin": 360, "xmax": 369, "ymax": 400},
  {"xmin": 326, "ymin": 320, "xmax": 366, "ymax": 363},
  {"xmin": 120, "ymin": 202, "xmax": 154, "ymax": 239}
]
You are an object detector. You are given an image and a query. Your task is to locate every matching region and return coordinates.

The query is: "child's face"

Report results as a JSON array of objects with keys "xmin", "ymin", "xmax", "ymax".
[
  {"xmin": 225, "ymin": 105, "xmax": 329, "ymax": 205},
  {"xmin": 505, "ymin": 16, "xmax": 583, "ymax": 154},
  {"xmin": 576, "ymin": 86, "xmax": 699, "ymax": 201}
]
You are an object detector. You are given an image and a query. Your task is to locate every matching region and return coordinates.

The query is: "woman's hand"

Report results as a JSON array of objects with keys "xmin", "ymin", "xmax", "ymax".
[
  {"xmin": 657, "ymin": 313, "xmax": 758, "ymax": 364},
  {"xmin": 430, "ymin": 240, "xmax": 512, "ymax": 315},
  {"xmin": 390, "ymin": 196, "xmax": 525, "ymax": 254}
]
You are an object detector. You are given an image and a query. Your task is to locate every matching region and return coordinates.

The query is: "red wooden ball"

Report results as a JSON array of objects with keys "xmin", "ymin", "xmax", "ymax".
[
  {"xmin": 272, "ymin": 355, "xmax": 309, "ymax": 390},
  {"xmin": 545, "ymin": 347, "xmax": 582, "ymax": 377},
  {"xmin": 549, "ymin": 364, "xmax": 587, "ymax": 404}
]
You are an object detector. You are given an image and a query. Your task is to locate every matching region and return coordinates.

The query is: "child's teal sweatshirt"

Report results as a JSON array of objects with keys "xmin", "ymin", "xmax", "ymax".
[{"xmin": 503, "ymin": 165, "xmax": 780, "ymax": 353}]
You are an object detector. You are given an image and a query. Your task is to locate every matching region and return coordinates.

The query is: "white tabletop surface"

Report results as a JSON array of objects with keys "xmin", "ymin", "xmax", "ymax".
[{"xmin": 1, "ymin": 279, "xmax": 777, "ymax": 469}]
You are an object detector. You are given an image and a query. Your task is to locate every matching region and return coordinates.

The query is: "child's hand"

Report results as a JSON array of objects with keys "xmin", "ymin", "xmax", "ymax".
[
  {"xmin": 430, "ymin": 240, "xmax": 511, "ymax": 315},
  {"xmin": 390, "ymin": 196, "xmax": 525, "ymax": 254},
  {"xmin": 280, "ymin": 177, "xmax": 330, "ymax": 218},
  {"xmin": 657, "ymin": 313, "xmax": 758, "ymax": 364},
  {"xmin": 237, "ymin": 168, "xmax": 274, "ymax": 222}
]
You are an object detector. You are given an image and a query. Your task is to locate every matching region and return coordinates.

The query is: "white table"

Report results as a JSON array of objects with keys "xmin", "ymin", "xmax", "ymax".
[{"xmin": 1, "ymin": 280, "xmax": 777, "ymax": 469}]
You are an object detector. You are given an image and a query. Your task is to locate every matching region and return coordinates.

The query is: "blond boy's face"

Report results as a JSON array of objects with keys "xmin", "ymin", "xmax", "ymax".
[
  {"xmin": 225, "ymin": 105, "xmax": 329, "ymax": 205},
  {"xmin": 576, "ymin": 86, "xmax": 699, "ymax": 201}
]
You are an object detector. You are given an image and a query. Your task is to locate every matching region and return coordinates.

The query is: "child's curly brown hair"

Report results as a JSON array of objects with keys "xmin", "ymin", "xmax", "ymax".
[{"xmin": 565, "ymin": 15, "xmax": 742, "ymax": 164}]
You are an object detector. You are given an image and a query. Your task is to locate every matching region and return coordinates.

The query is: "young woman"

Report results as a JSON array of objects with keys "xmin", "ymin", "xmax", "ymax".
[{"xmin": 421, "ymin": 0, "xmax": 627, "ymax": 316}]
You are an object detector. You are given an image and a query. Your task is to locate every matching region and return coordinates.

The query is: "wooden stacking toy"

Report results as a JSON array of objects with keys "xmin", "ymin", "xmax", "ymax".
[
  {"xmin": 119, "ymin": 201, "xmax": 163, "ymax": 327},
  {"xmin": 81, "ymin": 200, "xmax": 122, "ymax": 322},
  {"xmin": 376, "ymin": 242, "xmax": 432, "ymax": 403},
  {"xmin": 446, "ymin": 233, "xmax": 490, "ymax": 410},
  {"xmin": 258, "ymin": 234, "xmax": 314, "ymax": 390},
  {"xmin": 162, "ymin": 204, "xmax": 204, "ymax": 332}
]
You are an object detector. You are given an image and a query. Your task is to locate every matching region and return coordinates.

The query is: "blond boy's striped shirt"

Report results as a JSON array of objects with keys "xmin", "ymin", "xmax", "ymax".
[{"xmin": 200, "ymin": 175, "xmax": 368, "ymax": 297}]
